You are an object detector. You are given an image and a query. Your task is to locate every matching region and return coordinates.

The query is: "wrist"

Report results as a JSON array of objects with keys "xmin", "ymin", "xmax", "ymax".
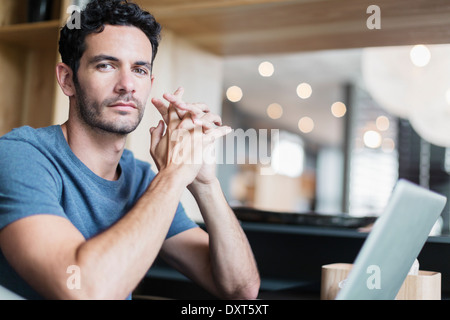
[
  {"xmin": 188, "ymin": 177, "xmax": 220, "ymax": 196},
  {"xmin": 155, "ymin": 166, "xmax": 190, "ymax": 189}
]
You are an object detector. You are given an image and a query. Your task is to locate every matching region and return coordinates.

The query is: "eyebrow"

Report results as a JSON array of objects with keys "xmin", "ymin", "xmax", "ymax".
[
  {"xmin": 89, "ymin": 54, "xmax": 152, "ymax": 70},
  {"xmin": 88, "ymin": 54, "xmax": 119, "ymax": 65},
  {"xmin": 135, "ymin": 60, "xmax": 153, "ymax": 71}
]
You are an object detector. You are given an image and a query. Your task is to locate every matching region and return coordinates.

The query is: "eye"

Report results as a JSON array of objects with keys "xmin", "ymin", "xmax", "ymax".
[
  {"xmin": 96, "ymin": 63, "xmax": 114, "ymax": 71},
  {"xmin": 133, "ymin": 67, "xmax": 149, "ymax": 76}
]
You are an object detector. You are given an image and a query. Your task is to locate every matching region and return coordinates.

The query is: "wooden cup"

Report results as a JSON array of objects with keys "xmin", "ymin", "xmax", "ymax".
[{"xmin": 321, "ymin": 263, "xmax": 441, "ymax": 300}]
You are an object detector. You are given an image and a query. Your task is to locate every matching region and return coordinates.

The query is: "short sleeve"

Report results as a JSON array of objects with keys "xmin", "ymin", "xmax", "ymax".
[
  {"xmin": 0, "ymin": 139, "xmax": 66, "ymax": 230},
  {"xmin": 166, "ymin": 202, "xmax": 199, "ymax": 239}
]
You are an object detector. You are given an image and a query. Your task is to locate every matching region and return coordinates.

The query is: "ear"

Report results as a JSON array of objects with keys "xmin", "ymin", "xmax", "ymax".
[{"xmin": 56, "ymin": 62, "xmax": 76, "ymax": 97}]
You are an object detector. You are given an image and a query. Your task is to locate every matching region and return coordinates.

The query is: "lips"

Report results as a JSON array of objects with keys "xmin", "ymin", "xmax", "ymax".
[
  {"xmin": 109, "ymin": 101, "xmax": 137, "ymax": 109},
  {"xmin": 109, "ymin": 101, "xmax": 137, "ymax": 112}
]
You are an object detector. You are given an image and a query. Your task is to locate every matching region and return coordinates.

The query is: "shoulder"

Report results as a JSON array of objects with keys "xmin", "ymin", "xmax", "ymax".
[
  {"xmin": 0, "ymin": 128, "xmax": 65, "ymax": 231},
  {"xmin": 0, "ymin": 126, "xmax": 62, "ymax": 193},
  {"xmin": 0, "ymin": 126, "xmax": 60, "ymax": 169},
  {"xmin": 0, "ymin": 126, "xmax": 35, "ymax": 148},
  {"xmin": 0, "ymin": 127, "xmax": 42, "ymax": 163},
  {"xmin": 0, "ymin": 125, "xmax": 61, "ymax": 157},
  {"xmin": 0, "ymin": 125, "xmax": 58, "ymax": 142}
]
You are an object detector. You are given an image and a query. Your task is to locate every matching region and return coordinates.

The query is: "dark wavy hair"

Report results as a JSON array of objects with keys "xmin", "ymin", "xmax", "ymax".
[{"xmin": 59, "ymin": 0, "xmax": 161, "ymax": 81}]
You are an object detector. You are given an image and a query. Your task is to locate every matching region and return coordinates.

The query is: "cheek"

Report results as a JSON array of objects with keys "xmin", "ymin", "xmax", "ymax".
[
  {"xmin": 135, "ymin": 81, "xmax": 153, "ymax": 106},
  {"xmin": 79, "ymin": 76, "xmax": 113, "ymax": 104},
  {"xmin": 88, "ymin": 74, "xmax": 113, "ymax": 93}
]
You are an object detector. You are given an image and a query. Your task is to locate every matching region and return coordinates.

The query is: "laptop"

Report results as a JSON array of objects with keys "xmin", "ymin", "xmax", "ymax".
[
  {"xmin": 336, "ymin": 179, "xmax": 447, "ymax": 300},
  {"xmin": 0, "ymin": 285, "xmax": 24, "ymax": 300}
]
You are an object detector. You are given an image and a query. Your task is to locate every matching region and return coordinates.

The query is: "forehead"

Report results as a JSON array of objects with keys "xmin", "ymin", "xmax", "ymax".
[{"xmin": 83, "ymin": 24, "xmax": 153, "ymax": 62}]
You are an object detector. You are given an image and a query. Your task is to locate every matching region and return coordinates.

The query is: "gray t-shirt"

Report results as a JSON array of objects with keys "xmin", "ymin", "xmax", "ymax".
[{"xmin": 0, "ymin": 125, "xmax": 197, "ymax": 299}]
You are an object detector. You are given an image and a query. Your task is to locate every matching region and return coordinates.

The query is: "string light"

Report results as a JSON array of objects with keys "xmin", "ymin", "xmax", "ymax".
[
  {"xmin": 298, "ymin": 116, "xmax": 314, "ymax": 133},
  {"xmin": 226, "ymin": 86, "xmax": 243, "ymax": 102},
  {"xmin": 410, "ymin": 45, "xmax": 431, "ymax": 67},
  {"xmin": 363, "ymin": 130, "xmax": 382, "ymax": 148},
  {"xmin": 376, "ymin": 116, "xmax": 390, "ymax": 131},
  {"xmin": 267, "ymin": 103, "xmax": 283, "ymax": 119},
  {"xmin": 258, "ymin": 61, "xmax": 274, "ymax": 77},
  {"xmin": 331, "ymin": 102, "xmax": 347, "ymax": 118},
  {"xmin": 296, "ymin": 83, "xmax": 312, "ymax": 99}
]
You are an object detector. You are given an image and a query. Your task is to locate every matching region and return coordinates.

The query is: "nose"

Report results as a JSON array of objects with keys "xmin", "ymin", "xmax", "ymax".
[{"xmin": 114, "ymin": 69, "xmax": 136, "ymax": 94}]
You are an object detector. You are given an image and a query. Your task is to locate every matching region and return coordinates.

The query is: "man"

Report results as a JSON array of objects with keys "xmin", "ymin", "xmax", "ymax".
[{"xmin": 0, "ymin": 0, "xmax": 260, "ymax": 300}]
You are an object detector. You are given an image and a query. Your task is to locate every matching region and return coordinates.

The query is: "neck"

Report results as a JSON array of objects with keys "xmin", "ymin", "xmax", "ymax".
[{"xmin": 61, "ymin": 119, "xmax": 127, "ymax": 181}]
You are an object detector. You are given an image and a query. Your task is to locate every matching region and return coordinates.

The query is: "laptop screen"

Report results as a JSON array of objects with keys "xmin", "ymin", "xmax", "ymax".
[{"xmin": 336, "ymin": 179, "xmax": 446, "ymax": 300}]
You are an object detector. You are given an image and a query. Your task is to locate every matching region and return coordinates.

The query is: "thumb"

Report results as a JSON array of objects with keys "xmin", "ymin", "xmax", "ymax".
[{"xmin": 149, "ymin": 120, "xmax": 164, "ymax": 155}]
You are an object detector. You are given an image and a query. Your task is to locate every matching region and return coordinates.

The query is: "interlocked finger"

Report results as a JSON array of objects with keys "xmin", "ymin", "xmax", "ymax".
[
  {"xmin": 195, "ymin": 112, "xmax": 223, "ymax": 131},
  {"xmin": 204, "ymin": 125, "xmax": 232, "ymax": 143}
]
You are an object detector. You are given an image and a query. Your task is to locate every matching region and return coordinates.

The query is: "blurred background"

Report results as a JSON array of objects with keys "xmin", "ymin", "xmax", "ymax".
[{"xmin": 1, "ymin": 0, "xmax": 450, "ymax": 235}]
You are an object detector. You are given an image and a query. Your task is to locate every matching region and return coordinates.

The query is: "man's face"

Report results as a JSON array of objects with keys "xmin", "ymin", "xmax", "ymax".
[{"xmin": 74, "ymin": 24, "xmax": 154, "ymax": 135}]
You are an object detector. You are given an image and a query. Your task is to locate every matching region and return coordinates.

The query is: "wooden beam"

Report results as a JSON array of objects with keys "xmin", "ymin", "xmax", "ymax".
[
  {"xmin": 136, "ymin": 0, "xmax": 450, "ymax": 55},
  {"xmin": 139, "ymin": 0, "xmax": 313, "ymax": 14}
]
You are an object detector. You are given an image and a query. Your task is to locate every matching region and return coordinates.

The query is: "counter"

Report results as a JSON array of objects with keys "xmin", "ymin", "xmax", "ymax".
[{"xmin": 134, "ymin": 222, "xmax": 450, "ymax": 300}]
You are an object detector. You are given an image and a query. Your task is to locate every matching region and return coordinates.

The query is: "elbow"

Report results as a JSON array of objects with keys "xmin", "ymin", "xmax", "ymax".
[
  {"xmin": 63, "ymin": 277, "xmax": 132, "ymax": 300},
  {"xmin": 49, "ymin": 273, "xmax": 129, "ymax": 300},
  {"xmin": 236, "ymin": 283, "xmax": 260, "ymax": 300},
  {"xmin": 241, "ymin": 277, "xmax": 261, "ymax": 300},
  {"xmin": 56, "ymin": 285, "xmax": 128, "ymax": 300},
  {"xmin": 221, "ymin": 276, "xmax": 261, "ymax": 300},
  {"xmin": 48, "ymin": 283, "xmax": 102, "ymax": 300}
]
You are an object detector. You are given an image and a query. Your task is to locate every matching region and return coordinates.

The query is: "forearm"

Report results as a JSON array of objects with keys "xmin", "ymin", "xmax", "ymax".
[
  {"xmin": 74, "ymin": 169, "xmax": 186, "ymax": 299},
  {"xmin": 188, "ymin": 179, "xmax": 260, "ymax": 299}
]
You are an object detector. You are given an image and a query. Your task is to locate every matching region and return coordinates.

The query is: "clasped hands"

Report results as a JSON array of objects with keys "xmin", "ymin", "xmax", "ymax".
[{"xmin": 150, "ymin": 87, "xmax": 231, "ymax": 186}]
